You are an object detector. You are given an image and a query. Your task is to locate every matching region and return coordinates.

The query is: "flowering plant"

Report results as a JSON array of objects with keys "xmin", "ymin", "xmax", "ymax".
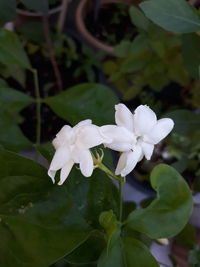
[
  {"xmin": 0, "ymin": 96, "xmax": 193, "ymax": 266},
  {"xmin": 0, "ymin": 0, "xmax": 198, "ymax": 265}
]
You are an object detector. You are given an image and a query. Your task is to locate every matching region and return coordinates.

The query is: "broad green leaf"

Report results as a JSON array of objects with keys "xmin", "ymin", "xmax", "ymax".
[
  {"xmin": 0, "ymin": 78, "xmax": 9, "ymax": 87},
  {"xmin": 127, "ymin": 164, "xmax": 193, "ymax": 238},
  {"xmin": 5, "ymin": 65, "xmax": 26, "ymax": 87},
  {"xmin": 129, "ymin": 6, "xmax": 149, "ymax": 31},
  {"xmin": 0, "ymin": 148, "xmax": 119, "ymax": 266},
  {"xmin": 20, "ymin": 0, "xmax": 49, "ymax": 13},
  {"xmin": 0, "ymin": 87, "xmax": 32, "ymax": 115},
  {"xmin": 97, "ymin": 237, "xmax": 158, "ymax": 267},
  {"xmin": 45, "ymin": 83, "xmax": 119, "ymax": 125},
  {"xmin": 0, "ymin": 0, "xmax": 16, "ymax": 26},
  {"xmin": 0, "ymin": 87, "xmax": 33, "ymax": 151},
  {"xmin": 0, "ymin": 123, "xmax": 31, "ymax": 152},
  {"xmin": 182, "ymin": 33, "xmax": 200, "ymax": 80},
  {"xmin": 140, "ymin": 0, "xmax": 200, "ymax": 33},
  {"xmin": 65, "ymin": 232, "xmax": 105, "ymax": 265},
  {"xmin": 0, "ymin": 29, "xmax": 31, "ymax": 69},
  {"xmin": 165, "ymin": 109, "xmax": 200, "ymax": 135}
]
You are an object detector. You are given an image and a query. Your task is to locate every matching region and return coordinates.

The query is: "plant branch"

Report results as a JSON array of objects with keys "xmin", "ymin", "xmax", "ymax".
[
  {"xmin": 119, "ymin": 180, "xmax": 123, "ymax": 222},
  {"xmin": 32, "ymin": 69, "xmax": 41, "ymax": 147},
  {"xmin": 57, "ymin": 0, "xmax": 70, "ymax": 32},
  {"xmin": 42, "ymin": 15, "xmax": 63, "ymax": 93}
]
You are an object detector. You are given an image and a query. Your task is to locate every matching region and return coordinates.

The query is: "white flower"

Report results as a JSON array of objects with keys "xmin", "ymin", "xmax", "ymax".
[
  {"xmin": 48, "ymin": 120, "xmax": 111, "ymax": 185},
  {"xmin": 101, "ymin": 104, "xmax": 174, "ymax": 177}
]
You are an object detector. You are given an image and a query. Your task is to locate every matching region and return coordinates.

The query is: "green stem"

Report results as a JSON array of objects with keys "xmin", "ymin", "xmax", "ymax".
[
  {"xmin": 32, "ymin": 69, "xmax": 41, "ymax": 147},
  {"xmin": 93, "ymin": 156, "xmax": 125, "ymax": 183},
  {"xmin": 119, "ymin": 180, "xmax": 123, "ymax": 222}
]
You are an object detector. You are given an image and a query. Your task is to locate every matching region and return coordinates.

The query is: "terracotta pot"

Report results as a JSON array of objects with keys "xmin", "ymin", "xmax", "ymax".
[
  {"xmin": 15, "ymin": 5, "xmax": 62, "ymax": 28},
  {"xmin": 76, "ymin": 0, "xmax": 143, "ymax": 55}
]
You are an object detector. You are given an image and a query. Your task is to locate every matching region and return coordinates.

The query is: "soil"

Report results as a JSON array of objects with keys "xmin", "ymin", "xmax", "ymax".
[{"xmin": 85, "ymin": 3, "xmax": 137, "ymax": 46}]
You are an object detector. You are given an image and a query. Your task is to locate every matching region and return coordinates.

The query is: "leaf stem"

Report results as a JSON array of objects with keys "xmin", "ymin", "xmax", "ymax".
[
  {"xmin": 32, "ymin": 69, "xmax": 41, "ymax": 147},
  {"xmin": 119, "ymin": 179, "xmax": 123, "ymax": 222}
]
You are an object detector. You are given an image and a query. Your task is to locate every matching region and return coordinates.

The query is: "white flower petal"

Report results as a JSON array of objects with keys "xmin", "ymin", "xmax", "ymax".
[
  {"xmin": 53, "ymin": 125, "xmax": 73, "ymax": 149},
  {"xmin": 74, "ymin": 119, "xmax": 92, "ymax": 129},
  {"xmin": 58, "ymin": 160, "xmax": 74, "ymax": 185},
  {"xmin": 76, "ymin": 125, "xmax": 108, "ymax": 149},
  {"xmin": 48, "ymin": 169, "xmax": 56, "ymax": 183},
  {"xmin": 140, "ymin": 141, "xmax": 154, "ymax": 160},
  {"xmin": 133, "ymin": 105, "xmax": 157, "ymax": 136},
  {"xmin": 115, "ymin": 103, "xmax": 134, "ymax": 132},
  {"xmin": 48, "ymin": 145, "xmax": 70, "ymax": 173},
  {"xmin": 101, "ymin": 125, "xmax": 136, "ymax": 152},
  {"xmin": 144, "ymin": 118, "xmax": 174, "ymax": 144},
  {"xmin": 115, "ymin": 145, "xmax": 142, "ymax": 176},
  {"xmin": 76, "ymin": 150, "xmax": 94, "ymax": 177}
]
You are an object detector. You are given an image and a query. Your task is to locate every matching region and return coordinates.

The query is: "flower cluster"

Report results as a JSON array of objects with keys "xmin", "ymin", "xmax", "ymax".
[{"xmin": 48, "ymin": 104, "xmax": 174, "ymax": 184}]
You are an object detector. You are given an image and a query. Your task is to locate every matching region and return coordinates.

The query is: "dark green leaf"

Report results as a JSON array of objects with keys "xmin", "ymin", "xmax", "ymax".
[
  {"xmin": 175, "ymin": 223, "xmax": 196, "ymax": 249},
  {"xmin": 0, "ymin": 86, "xmax": 33, "ymax": 151},
  {"xmin": 127, "ymin": 164, "xmax": 193, "ymax": 238},
  {"xmin": 182, "ymin": 33, "xmax": 200, "ymax": 80},
  {"xmin": 0, "ymin": 148, "xmax": 119, "ymax": 266},
  {"xmin": 165, "ymin": 109, "xmax": 200, "ymax": 135},
  {"xmin": 129, "ymin": 6, "xmax": 149, "ymax": 31},
  {"xmin": 65, "ymin": 232, "xmax": 105, "ymax": 265},
  {"xmin": 189, "ymin": 245, "xmax": 200, "ymax": 266},
  {"xmin": 140, "ymin": 0, "xmax": 200, "ymax": 33},
  {"xmin": 45, "ymin": 83, "xmax": 119, "ymax": 125},
  {"xmin": 0, "ymin": 29, "xmax": 31, "ymax": 69},
  {"xmin": 0, "ymin": 0, "xmax": 16, "ymax": 26},
  {"xmin": 20, "ymin": 0, "xmax": 49, "ymax": 14},
  {"xmin": 97, "ymin": 237, "xmax": 158, "ymax": 267}
]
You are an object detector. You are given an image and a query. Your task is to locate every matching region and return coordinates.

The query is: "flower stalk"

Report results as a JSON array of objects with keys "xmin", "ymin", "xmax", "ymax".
[
  {"xmin": 92, "ymin": 151, "xmax": 125, "ymax": 184},
  {"xmin": 32, "ymin": 69, "xmax": 41, "ymax": 147}
]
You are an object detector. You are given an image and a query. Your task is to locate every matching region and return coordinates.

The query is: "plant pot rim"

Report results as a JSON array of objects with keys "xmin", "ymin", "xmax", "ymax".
[
  {"xmin": 76, "ymin": 0, "xmax": 124, "ymax": 55},
  {"xmin": 16, "ymin": 5, "xmax": 62, "ymax": 17}
]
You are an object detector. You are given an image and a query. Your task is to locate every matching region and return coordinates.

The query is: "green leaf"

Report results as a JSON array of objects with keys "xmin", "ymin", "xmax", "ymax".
[
  {"xmin": 45, "ymin": 83, "xmax": 119, "ymax": 125},
  {"xmin": 140, "ymin": 0, "xmax": 200, "ymax": 33},
  {"xmin": 5, "ymin": 65, "xmax": 26, "ymax": 87},
  {"xmin": 0, "ymin": 148, "xmax": 119, "ymax": 266},
  {"xmin": 175, "ymin": 223, "xmax": 196, "ymax": 249},
  {"xmin": 127, "ymin": 164, "xmax": 193, "ymax": 238},
  {"xmin": 0, "ymin": 29, "xmax": 31, "ymax": 69},
  {"xmin": 129, "ymin": 6, "xmax": 149, "ymax": 31},
  {"xmin": 114, "ymin": 41, "xmax": 131, "ymax": 58},
  {"xmin": 165, "ymin": 109, "xmax": 200, "ymax": 135},
  {"xmin": 97, "ymin": 237, "xmax": 158, "ymax": 267},
  {"xmin": 182, "ymin": 33, "xmax": 200, "ymax": 80},
  {"xmin": 65, "ymin": 232, "xmax": 105, "ymax": 265},
  {"xmin": 99, "ymin": 210, "xmax": 120, "ymax": 253},
  {"xmin": 0, "ymin": 87, "xmax": 33, "ymax": 151},
  {"xmin": 188, "ymin": 245, "xmax": 200, "ymax": 266},
  {"xmin": 20, "ymin": 0, "xmax": 49, "ymax": 14},
  {"xmin": 0, "ymin": 0, "xmax": 16, "ymax": 26}
]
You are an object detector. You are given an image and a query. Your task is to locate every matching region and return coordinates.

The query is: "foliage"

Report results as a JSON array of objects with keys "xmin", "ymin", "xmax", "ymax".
[
  {"xmin": 103, "ymin": 6, "xmax": 190, "ymax": 100},
  {"xmin": 0, "ymin": 0, "xmax": 198, "ymax": 265},
  {"xmin": 0, "ymin": 147, "xmax": 193, "ymax": 265},
  {"xmin": 140, "ymin": 0, "xmax": 200, "ymax": 33}
]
